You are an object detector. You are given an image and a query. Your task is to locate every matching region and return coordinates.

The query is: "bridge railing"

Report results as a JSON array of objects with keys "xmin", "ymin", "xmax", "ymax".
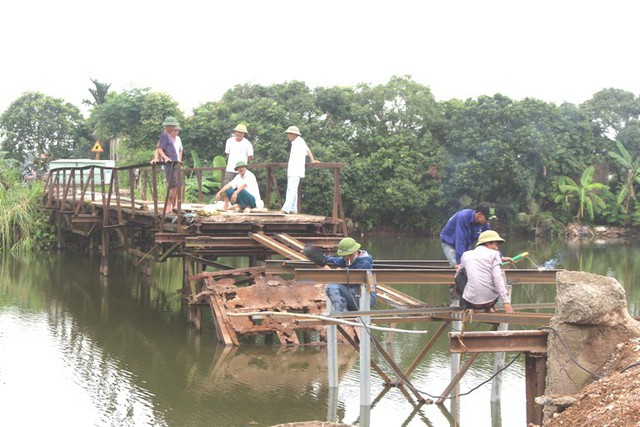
[{"xmin": 41, "ymin": 161, "xmax": 347, "ymax": 234}]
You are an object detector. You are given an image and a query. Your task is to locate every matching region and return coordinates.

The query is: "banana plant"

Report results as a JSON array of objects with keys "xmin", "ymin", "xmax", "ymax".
[
  {"xmin": 184, "ymin": 151, "xmax": 226, "ymax": 203},
  {"xmin": 554, "ymin": 165, "xmax": 611, "ymax": 222},
  {"xmin": 608, "ymin": 140, "xmax": 640, "ymax": 216}
]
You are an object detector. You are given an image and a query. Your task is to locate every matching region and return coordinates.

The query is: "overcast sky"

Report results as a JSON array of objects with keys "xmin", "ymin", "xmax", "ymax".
[{"xmin": 2, "ymin": 0, "xmax": 639, "ymax": 116}]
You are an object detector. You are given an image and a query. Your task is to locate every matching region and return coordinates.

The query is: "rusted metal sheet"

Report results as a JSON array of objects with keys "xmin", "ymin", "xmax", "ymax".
[
  {"xmin": 449, "ymin": 330, "xmax": 549, "ymax": 353},
  {"xmin": 202, "ymin": 274, "xmax": 327, "ymax": 346}
]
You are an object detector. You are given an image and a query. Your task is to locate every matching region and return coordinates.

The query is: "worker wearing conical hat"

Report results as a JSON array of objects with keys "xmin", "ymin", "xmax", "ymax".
[
  {"xmin": 459, "ymin": 230, "xmax": 514, "ymax": 314},
  {"xmin": 280, "ymin": 126, "xmax": 318, "ymax": 214}
]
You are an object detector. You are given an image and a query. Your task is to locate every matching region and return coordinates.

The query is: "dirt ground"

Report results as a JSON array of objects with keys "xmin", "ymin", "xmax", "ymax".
[{"xmin": 543, "ymin": 337, "xmax": 640, "ymax": 426}]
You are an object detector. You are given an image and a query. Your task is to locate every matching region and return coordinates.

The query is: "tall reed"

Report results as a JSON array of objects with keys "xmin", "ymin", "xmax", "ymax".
[{"xmin": 0, "ymin": 180, "xmax": 53, "ymax": 254}]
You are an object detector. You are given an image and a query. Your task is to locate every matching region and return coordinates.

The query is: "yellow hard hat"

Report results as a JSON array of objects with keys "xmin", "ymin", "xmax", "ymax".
[{"xmin": 234, "ymin": 124, "xmax": 248, "ymax": 134}]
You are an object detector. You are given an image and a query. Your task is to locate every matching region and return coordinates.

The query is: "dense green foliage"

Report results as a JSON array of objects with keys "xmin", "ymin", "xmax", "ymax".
[
  {"xmin": 0, "ymin": 92, "xmax": 91, "ymax": 169},
  {"xmin": 2, "ymin": 77, "xmax": 640, "ymax": 237}
]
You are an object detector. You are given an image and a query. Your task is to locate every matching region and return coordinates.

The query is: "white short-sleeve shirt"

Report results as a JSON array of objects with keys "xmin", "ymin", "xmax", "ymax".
[
  {"xmin": 228, "ymin": 170, "xmax": 262, "ymax": 204},
  {"xmin": 287, "ymin": 136, "xmax": 309, "ymax": 178},
  {"xmin": 225, "ymin": 137, "xmax": 254, "ymax": 172}
]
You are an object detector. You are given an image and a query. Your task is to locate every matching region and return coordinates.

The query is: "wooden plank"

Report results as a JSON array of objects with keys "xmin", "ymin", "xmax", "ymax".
[
  {"xmin": 207, "ymin": 293, "xmax": 239, "ymax": 346},
  {"xmin": 251, "ymin": 232, "xmax": 307, "ymax": 260}
]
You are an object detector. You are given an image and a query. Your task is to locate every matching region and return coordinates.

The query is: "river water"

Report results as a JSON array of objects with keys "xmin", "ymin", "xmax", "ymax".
[{"xmin": 1, "ymin": 235, "xmax": 639, "ymax": 427}]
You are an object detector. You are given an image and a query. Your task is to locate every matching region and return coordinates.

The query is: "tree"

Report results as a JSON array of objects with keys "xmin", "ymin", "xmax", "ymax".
[
  {"xmin": 88, "ymin": 88, "xmax": 182, "ymax": 163},
  {"xmin": 0, "ymin": 92, "xmax": 90, "ymax": 165},
  {"xmin": 82, "ymin": 78, "xmax": 111, "ymax": 107},
  {"xmin": 580, "ymin": 88, "xmax": 640, "ymax": 141},
  {"xmin": 555, "ymin": 166, "xmax": 611, "ymax": 222}
]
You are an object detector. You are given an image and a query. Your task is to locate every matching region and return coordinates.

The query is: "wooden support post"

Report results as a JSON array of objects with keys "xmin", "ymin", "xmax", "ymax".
[{"xmin": 525, "ymin": 352, "xmax": 546, "ymax": 426}]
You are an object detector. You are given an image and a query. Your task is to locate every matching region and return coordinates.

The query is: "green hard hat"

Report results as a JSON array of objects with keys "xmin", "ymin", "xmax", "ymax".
[
  {"xmin": 234, "ymin": 160, "xmax": 247, "ymax": 170},
  {"xmin": 337, "ymin": 237, "xmax": 361, "ymax": 256},
  {"xmin": 162, "ymin": 116, "xmax": 180, "ymax": 127}
]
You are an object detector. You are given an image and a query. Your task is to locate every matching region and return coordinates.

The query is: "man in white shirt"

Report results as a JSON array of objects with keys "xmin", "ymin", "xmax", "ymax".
[
  {"xmin": 224, "ymin": 123, "xmax": 253, "ymax": 184},
  {"xmin": 215, "ymin": 161, "xmax": 262, "ymax": 213},
  {"xmin": 280, "ymin": 126, "xmax": 318, "ymax": 214}
]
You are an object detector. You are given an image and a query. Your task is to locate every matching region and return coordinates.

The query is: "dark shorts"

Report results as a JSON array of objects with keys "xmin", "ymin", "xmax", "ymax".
[
  {"xmin": 461, "ymin": 297, "xmax": 499, "ymax": 310},
  {"xmin": 163, "ymin": 162, "xmax": 179, "ymax": 188}
]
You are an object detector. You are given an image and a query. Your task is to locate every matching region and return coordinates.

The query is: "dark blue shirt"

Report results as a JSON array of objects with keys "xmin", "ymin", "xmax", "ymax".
[
  {"xmin": 158, "ymin": 131, "xmax": 178, "ymax": 162},
  {"xmin": 324, "ymin": 250, "xmax": 373, "ymax": 270},
  {"xmin": 440, "ymin": 209, "xmax": 491, "ymax": 264}
]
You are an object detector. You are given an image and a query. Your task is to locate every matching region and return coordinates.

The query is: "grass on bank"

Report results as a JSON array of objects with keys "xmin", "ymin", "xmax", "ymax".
[{"xmin": 0, "ymin": 177, "xmax": 54, "ymax": 254}]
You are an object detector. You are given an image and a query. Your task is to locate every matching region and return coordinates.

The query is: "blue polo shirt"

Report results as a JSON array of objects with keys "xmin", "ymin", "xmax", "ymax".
[{"xmin": 440, "ymin": 209, "xmax": 491, "ymax": 264}]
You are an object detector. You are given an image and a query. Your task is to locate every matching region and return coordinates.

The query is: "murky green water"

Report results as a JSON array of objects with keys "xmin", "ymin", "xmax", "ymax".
[{"xmin": 1, "ymin": 235, "xmax": 639, "ymax": 426}]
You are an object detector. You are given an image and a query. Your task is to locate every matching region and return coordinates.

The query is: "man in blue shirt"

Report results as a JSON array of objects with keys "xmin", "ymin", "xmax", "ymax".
[
  {"xmin": 324, "ymin": 237, "xmax": 376, "ymax": 313},
  {"xmin": 440, "ymin": 202, "xmax": 496, "ymax": 269},
  {"xmin": 441, "ymin": 202, "xmax": 505, "ymax": 306}
]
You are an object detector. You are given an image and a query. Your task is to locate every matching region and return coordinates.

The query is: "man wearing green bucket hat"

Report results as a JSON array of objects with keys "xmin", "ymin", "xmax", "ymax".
[
  {"xmin": 323, "ymin": 237, "xmax": 375, "ymax": 313},
  {"xmin": 458, "ymin": 230, "xmax": 513, "ymax": 314},
  {"xmin": 152, "ymin": 116, "xmax": 181, "ymax": 215},
  {"xmin": 214, "ymin": 160, "xmax": 263, "ymax": 213}
]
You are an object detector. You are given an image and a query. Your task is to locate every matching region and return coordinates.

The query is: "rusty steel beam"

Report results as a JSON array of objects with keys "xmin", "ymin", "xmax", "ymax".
[
  {"xmin": 264, "ymin": 259, "xmax": 453, "ymax": 275},
  {"xmin": 449, "ymin": 330, "xmax": 548, "ymax": 353},
  {"xmin": 154, "ymin": 234, "xmax": 341, "ymax": 249},
  {"xmin": 294, "ymin": 310, "xmax": 553, "ymax": 327},
  {"xmin": 293, "ymin": 268, "xmax": 559, "ymax": 286}
]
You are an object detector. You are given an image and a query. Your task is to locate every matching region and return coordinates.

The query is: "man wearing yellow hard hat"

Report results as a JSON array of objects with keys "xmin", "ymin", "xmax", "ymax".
[
  {"xmin": 323, "ymin": 237, "xmax": 375, "ymax": 313},
  {"xmin": 458, "ymin": 230, "xmax": 514, "ymax": 314},
  {"xmin": 224, "ymin": 123, "xmax": 253, "ymax": 184}
]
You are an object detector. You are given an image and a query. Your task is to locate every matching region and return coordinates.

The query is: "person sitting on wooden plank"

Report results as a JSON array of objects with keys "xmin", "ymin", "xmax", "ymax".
[{"xmin": 458, "ymin": 230, "xmax": 514, "ymax": 314}]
